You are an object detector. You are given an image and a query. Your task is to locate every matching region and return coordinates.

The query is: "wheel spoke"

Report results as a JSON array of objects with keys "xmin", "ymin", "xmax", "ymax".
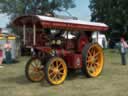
[
  {"xmin": 39, "ymin": 70, "xmax": 44, "ymax": 75},
  {"xmin": 55, "ymin": 61, "xmax": 58, "ymax": 67},
  {"xmin": 52, "ymin": 74, "xmax": 57, "ymax": 80},
  {"xmin": 83, "ymin": 44, "xmax": 104, "ymax": 77},
  {"xmin": 90, "ymin": 67, "xmax": 95, "ymax": 73},
  {"xmin": 50, "ymin": 63, "xmax": 56, "ymax": 69},
  {"xmin": 29, "ymin": 65, "xmax": 35, "ymax": 70},
  {"xmin": 34, "ymin": 60, "xmax": 39, "ymax": 67},
  {"xmin": 26, "ymin": 58, "xmax": 44, "ymax": 82},
  {"xmin": 95, "ymin": 62, "xmax": 100, "ymax": 68},
  {"xmin": 59, "ymin": 67, "xmax": 64, "ymax": 71},
  {"xmin": 46, "ymin": 57, "xmax": 67, "ymax": 85},
  {"xmin": 86, "ymin": 57, "xmax": 92, "ymax": 63},
  {"xmin": 30, "ymin": 73, "xmax": 40, "ymax": 80},
  {"xmin": 31, "ymin": 62, "xmax": 37, "ymax": 68},
  {"xmin": 88, "ymin": 61, "xmax": 100, "ymax": 75},
  {"xmin": 49, "ymin": 66, "xmax": 54, "ymax": 71},
  {"xmin": 57, "ymin": 74, "xmax": 61, "ymax": 79},
  {"xmin": 94, "ymin": 52, "xmax": 100, "ymax": 57},
  {"xmin": 55, "ymin": 76, "xmax": 59, "ymax": 82},
  {"xmin": 90, "ymin": 48, "xmax": 94, "ymax": 56},
  {"xmin": 88, "ymin": 50, "xmax": 92, "ymax": 56},
  {"xmin": 31, "ymin": 59, "xmax": 41, "ymax": 68},
  {"xmin": 93, "ymin": 64, "xmax": 97, "ymax": 71},
  {"xmin": 40, "ymin": 65, "xmax": 44, "ymax": 70},
  {"xmin": 56, "ymin": 60, "xmax": 60, "ymax": 68},
  {"xmin": 29, "ymin": 70, "xmax": 34, "ymax": 73},
  {"xmin": 87, "ymin": 63, "xmax": 92, "ymax": 68},
  {"xmin": 95, "ymin": 56, "xmax": 99, "ymax": 62},
  {"xmin": 58, "ymin": 63, "xmax": 62, "ymax": 68},
  {"xmin": 88, "ymin": 67, "xmax": 94, "ymax": 74},
  {"xmin": 34, "ymin": 75, "xmax": 41, "ymax": 80},
  {"xmin": 58, "ymin": 71, "xmax": 64, "ymax": 75},
  {"xmin": 91, "ymin": 48, "xmax": 95, "ymax": 56},
  {"xmin": 49, "ymin": 72, "xmax": 55, "ymax": 77},
  {"xmin": 87, "ymin": 64, "xmax": 95, "ymax": 73}
]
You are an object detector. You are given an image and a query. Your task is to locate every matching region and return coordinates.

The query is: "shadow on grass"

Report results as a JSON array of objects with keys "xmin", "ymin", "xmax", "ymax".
[
  {"xmin": 1, "ymin": 75, "xmax": 54, "ymax": 87},
  {"xmin": 3, "ymin": 59, "xmax": 20, "ymax": 65},
  {"xmin": 40, "ymin": 70, "xmax": 87, "ymax": 87},
  {"xmin": 1, "ymin": 69, "xmax": 87, "ymax": 87},
  {"xmin": 66, "ymin": 69, "xmax": 86, "ymax": 80}
]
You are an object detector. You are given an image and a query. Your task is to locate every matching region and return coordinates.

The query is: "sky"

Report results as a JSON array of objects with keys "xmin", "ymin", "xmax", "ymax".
[{"xmin": 0, "ymin": 0, "xmax": 91, "ymax": 28}]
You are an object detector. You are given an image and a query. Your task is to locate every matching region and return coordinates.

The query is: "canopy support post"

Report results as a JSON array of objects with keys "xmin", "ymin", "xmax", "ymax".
[
  {"xmin": 33, "ymin": 24, "xmax": 36, "ymax": 46},
  {"xmin": 96, "ymin": 31, "xmax": 99, "ymax": 42},
  {"xmin": 23, "ymin": 24, "xmax": 26, "ymax": 45}
]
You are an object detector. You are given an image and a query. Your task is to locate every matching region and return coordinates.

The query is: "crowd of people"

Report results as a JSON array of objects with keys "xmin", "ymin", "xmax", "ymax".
[{"xmin": 0, "ymin": 39, "xmax": 12, "ymax": 68}]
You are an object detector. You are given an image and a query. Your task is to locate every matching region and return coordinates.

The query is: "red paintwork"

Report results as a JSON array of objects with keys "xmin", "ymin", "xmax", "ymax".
[
  {"xmin": 26, "ymin": 32, "xmax": 33, "ymax": 45},
  {"xmin": 55, "ymin": 49, "xmax": 83, "ymax": 69},
  {"xmin": 35, "ymin": 46, "xmax": 52, "ymax": 53},
  {"xmin": 25, "ymin": 31, "xmax": 47, "ymax": 46},
  {"xmin": 64, "ymin": 39, "xmax": 76, "ymax": 49},
  {"xmin": 12, "ymin": 15, "xmax": 108, "ymax": 69},
  {"xmin": 78, "ymin": 36, "xmax": 89, "ymax": 52},
  {"xmin": 36, "ymin": 31, "xmax": 47, "ymax": 46},
  {"xmin": 55, "ymin": 49, "xmax": 72, "ymax": 56},
  {"xmin": 64, "ymin": 53, "xmax": 82, "ymax": 69}
]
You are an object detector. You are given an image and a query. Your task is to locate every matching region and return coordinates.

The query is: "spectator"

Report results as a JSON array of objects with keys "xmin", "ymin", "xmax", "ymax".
[
  {"xmin": 4, "ymin": 39, "xmax": 12, "ymax": 64},
  {"xmin": 102, "ymin": 38, "xmax": 106, "ymax": 48},
  {"xmin": 0, "ymin": 44, "xmax": 4, "ymax": 68},
  {"xmin": 120, "ymin": 37, "xmax": 128, "ymax": 65}
]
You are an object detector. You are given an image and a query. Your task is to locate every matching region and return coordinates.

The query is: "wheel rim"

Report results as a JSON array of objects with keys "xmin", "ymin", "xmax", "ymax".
[
  {"xmin": 28, "ymin": 58, "xmax": 45, "ymax": 81},
  {"xmin": 47, "ymin": 57, "xmax": 67, "ymax": 85},
  {"xmin": 86, "ymin": 44, "xmax": 103, "ymax": 77}
]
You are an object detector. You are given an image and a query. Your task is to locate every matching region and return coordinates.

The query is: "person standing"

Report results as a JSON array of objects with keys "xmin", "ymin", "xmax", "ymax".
[
  {"xmin": 0, "ymin": 45, "xmax": 4, "ymax": 68},
  {"xmin": 4, "ymin": 39, "xmax": 12, "ymax": 64},
  {"xmin": 102, "ymin": 38, "xmax": 106, "ymax": 48},
  {"xmin": 120, "ymin": 37, "xmax": 128, "ymax": 65}
]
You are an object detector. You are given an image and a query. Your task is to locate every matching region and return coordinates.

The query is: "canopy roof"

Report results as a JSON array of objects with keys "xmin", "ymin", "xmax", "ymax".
[{"xmin": 13, "ymin": 15, "xmax": 108, "ymax": 31}]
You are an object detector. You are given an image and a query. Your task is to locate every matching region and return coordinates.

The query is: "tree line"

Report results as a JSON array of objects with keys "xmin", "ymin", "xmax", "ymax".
[
  {"xmin": 89, "ymin": 0, "xmax": 128, "ymax": 39},
  {"xmin": 0, "ymin": 0, "xmax": 75, "ymax": 22},
  {"xmin": 0, "ymin": 0, "xmax": 75, "ymax": 35},
  {"xmin": 1, "ymin": 0, "xmax": 128, "ymax": 40}
]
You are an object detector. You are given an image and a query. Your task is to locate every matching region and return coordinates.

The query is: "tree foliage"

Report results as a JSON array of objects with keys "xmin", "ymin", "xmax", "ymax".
[
  {"xmin": 0, "ymin": 0, "xmax": 76, "ymax": 19},
  {"xmin": 0, "ymin": 0, "xmax": 75, "ymax": 35},
  {"xmin": 89, "ymin": 0, "xmax": 128, "ymax": 39}
]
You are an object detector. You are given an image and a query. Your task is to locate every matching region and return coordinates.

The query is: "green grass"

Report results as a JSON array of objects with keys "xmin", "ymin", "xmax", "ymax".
[{"xmin": 0, "ymin": 49, "xmax": 128, "ymax": 96}]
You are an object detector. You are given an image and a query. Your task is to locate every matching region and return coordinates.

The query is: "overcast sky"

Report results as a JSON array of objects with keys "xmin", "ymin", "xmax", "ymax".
[{"xmin": 0, "ymin": 0, "xmax": 90, "ymax": 28}]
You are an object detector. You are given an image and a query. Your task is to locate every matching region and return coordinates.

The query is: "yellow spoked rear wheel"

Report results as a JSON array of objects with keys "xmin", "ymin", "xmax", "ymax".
[
  {"xmin": 82, "ymin": 43, "xmax": 104, "ymax": 77},
  {"xmin": 45, "ymin": 57, "xmax": 67, "ymax": 85},
  {"xmin": 25, "ymin": 57, "xmax": 45, "ymax": 82}
]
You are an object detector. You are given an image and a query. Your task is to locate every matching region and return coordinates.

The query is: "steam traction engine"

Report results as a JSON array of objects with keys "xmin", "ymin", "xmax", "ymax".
[{"xmin": 13, "ymin": 15, "xmax": 108, "ymax": 85}]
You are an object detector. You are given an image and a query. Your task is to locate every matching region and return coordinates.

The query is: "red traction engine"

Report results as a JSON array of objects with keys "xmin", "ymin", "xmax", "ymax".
[{"xmin": 13, "ymin": 15, "xmax": 108, "ymax": 85}]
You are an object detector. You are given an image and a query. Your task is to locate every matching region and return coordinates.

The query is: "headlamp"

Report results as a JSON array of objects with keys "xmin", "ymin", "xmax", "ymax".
[
  {"xmin": 52, "ymin": 40, "xmax": 56, "ymax": 44},
  {"xmin": 56, "ymin": 40, "xmax": 61, "ymax": 45}
]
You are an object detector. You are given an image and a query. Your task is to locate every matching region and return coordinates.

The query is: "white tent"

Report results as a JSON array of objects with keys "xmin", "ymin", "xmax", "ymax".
[{"xmin": 92, "ymin": 32, "xmax": 108, "ymax": 48}]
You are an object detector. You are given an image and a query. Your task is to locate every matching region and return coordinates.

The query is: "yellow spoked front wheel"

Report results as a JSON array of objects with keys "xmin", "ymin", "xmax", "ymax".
[
  {"xmin": 25, "ymin": 57, "xmax": 45, "ymax": 82},
  {"xmin": 82, "ymin": 43, "xmax": 104, "ymax": 77},
  {"xmin": 45, "ymin": 57, "xmax": 67, "ymax": 85}
]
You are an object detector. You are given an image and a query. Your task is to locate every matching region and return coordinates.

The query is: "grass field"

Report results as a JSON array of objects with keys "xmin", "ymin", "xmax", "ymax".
[{"xmin": 0, "ymin": 49, "xmax": 128, "ymax": 96}]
